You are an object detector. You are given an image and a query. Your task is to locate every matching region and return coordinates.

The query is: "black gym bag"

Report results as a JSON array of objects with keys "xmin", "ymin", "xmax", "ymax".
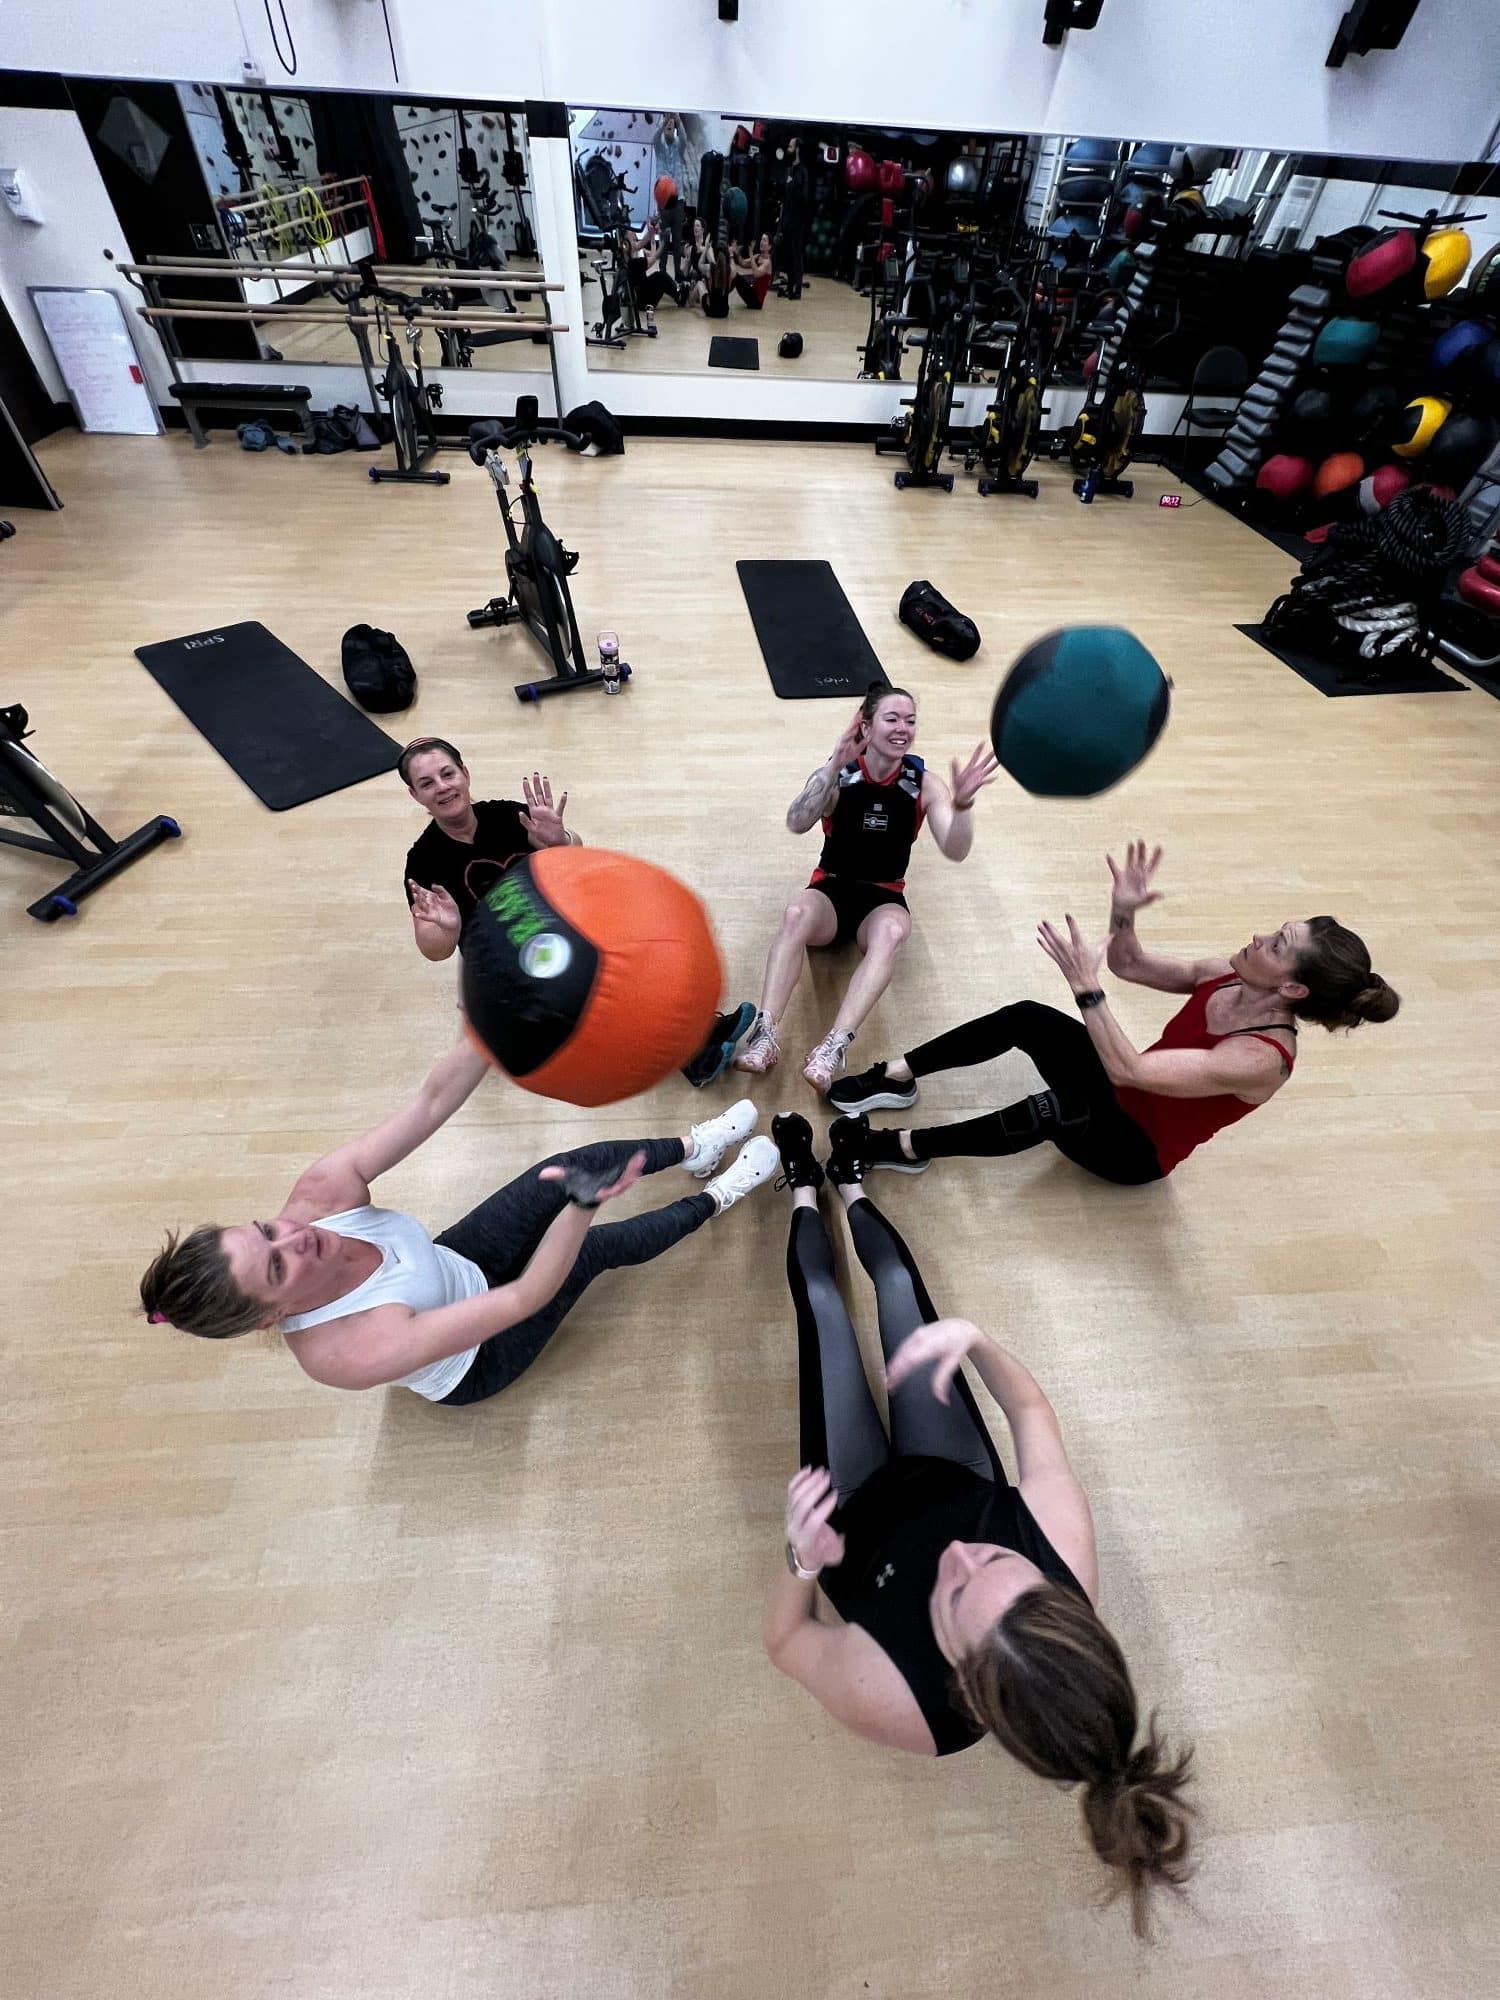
[
  {"xmin": 898, "ymin": 581, "xmax": 981, "ymax": 662},
  {"xmin": 341, "ymin": 625, "xmax": 417, "ymax": 712}
]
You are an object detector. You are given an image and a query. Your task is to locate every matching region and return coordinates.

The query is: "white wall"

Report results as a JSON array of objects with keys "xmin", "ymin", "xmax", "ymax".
[
  {"xmin": 7, "ymin": 0, "xmax": 1498, "ymax": 162},
  {"xmin": 0, "ymin": 105, "xmax": 173, "ymax": 408}
]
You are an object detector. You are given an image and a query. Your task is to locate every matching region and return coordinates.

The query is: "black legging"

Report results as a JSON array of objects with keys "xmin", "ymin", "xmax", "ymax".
[
  {"xmin": 788, "ymin": 1196, "xmax": 1003, "ymax": 1499},
  {"xmin": 436, "ymin": 1138, "xmax": 712, "ymax": 1404},
  {"xmin": 903, "ymin": 1000, "xmax": 1163, "ymax": 1186},
  {"xmin": 627, "ymin": 259, "xmax": 674, "ymax": 312}
]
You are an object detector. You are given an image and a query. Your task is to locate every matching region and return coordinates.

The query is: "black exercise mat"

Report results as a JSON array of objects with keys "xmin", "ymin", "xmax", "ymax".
[
  {"xmin": 737, "ymin": 560, "xmax": 890, "ymax": 701},
  {"xmin": 709, "ymin": 336, "xmax": 760, "ymax": 370},
  {"xmin": 1235, "ymin": 622, "xmax": 1466, "ymax": 697},
  {"xmin": 136, "ymin": 621, "xmax": 403, "ymax": 810},
  {"xmin": 1178, "ymin": 467, "xmax": 1310, "ymax": 562}
]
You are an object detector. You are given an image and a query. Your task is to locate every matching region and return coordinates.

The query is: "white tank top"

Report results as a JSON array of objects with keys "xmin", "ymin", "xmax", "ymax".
[{"xmin": 280, "ymin": 1206, "xmax": 487, "ymax": 1401}]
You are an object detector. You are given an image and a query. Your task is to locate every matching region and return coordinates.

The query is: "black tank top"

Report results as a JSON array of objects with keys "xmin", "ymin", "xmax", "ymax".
[
  {"xmin": 814, "ymin": 754, "xmax": 926, "ymax": 890},
  {"xmin": 819, "ymin": 1456, "xmax": 1088, "ymax": 1757}
]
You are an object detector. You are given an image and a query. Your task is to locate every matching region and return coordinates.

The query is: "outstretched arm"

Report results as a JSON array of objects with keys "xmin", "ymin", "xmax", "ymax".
[
  {"xmin": 280, "ymin": 1032, "xmax": 492, "ymax": 1222},
  {"xmin": 922, "ymin": 744, "xmax": 999, "ymax": 860},
  {"xmin": 294, "ymin": 1153, "xmax": 647, "ymax": 1390},
  {"xmin": 1105, "ymin": 842, "xmax": 1230, "ymax": 992},
  {"xmin": 886, "ymin": 1320, "xmax": 1098, "ymax": 1602},
  {"xmin": 1039, "ymin": 915, "xmax": 1281, "ymax": 1096}
]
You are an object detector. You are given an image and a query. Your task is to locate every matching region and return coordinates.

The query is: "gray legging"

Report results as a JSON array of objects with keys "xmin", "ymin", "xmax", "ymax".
[
  {"xmin": 435, "ymin": 1138, "xmax": 713, "ymax": 1404},
  {"xmin": 788, "ymin": 1197, "xmax": 1003, "ymax": 1496}
]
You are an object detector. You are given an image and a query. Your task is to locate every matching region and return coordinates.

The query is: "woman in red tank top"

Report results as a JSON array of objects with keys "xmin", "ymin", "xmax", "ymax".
[{"xmin": 829, "ymin": 843, "xmax": 1400, "ymax": 1184}]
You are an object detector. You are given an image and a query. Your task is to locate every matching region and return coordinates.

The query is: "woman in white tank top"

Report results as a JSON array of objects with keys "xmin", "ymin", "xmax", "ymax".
[{"xmin": 141, "ymin": 1033, "xmax": 779, "ymax": 1402}]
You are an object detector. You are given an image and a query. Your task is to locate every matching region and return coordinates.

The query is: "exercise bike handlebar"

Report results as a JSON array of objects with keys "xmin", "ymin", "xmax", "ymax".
[{"xmin": 467, "ymin": 418, "xmax": 585, "ymax": 463}]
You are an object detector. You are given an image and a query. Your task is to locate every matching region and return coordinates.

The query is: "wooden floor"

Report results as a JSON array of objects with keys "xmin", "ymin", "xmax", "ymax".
[
  {"xmin": 4, "ymin": 431, "xmax": 1498, "ymax": 2000},
  {"xmin": 584, "ymin": 267, "xmax": 871, "ymax": 378}
]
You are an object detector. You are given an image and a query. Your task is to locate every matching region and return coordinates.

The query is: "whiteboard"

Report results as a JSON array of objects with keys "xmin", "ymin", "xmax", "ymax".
[{"xmin": 27, "ymin": 287, "xmax": 162, "ymax": 437}]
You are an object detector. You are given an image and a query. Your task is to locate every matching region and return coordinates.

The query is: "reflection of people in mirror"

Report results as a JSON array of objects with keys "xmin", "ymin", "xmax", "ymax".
[
  {"xmin": 777, "ymin": 136, "xmax": 809, "ymax": 301},
  {"xmin": 730, "ymin": 233, "xmax": 773, "ymax": 310},
  {"xmin": 625, "ymin": 222, "xmax": 677, "ymax": 331}
]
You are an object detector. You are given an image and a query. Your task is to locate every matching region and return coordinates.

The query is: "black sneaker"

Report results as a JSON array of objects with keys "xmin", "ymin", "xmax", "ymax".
[
  {"xmin": 826, "ymin": 1114, "xmax": 869, "ymax": 1187},
  {"xmin": 772, "ymin": 1112, "xmax": 824, "ymax": 1190},
  {"xmin": 827, "ymin": 1059, "xmax": 919, "ymax": 1115},
  {"xmin": 681, "ymin": 1001, "xmax": 758, "ymax": 1088}
]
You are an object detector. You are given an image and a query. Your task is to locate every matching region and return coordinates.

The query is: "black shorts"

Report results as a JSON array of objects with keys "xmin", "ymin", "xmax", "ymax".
[{"xmin": 809, "ymin": 876, "xmax": 909, "ymax": 948}]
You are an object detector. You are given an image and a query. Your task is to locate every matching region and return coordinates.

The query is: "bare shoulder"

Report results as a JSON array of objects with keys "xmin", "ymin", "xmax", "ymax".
[
  {"xmin": 777, "ymin": 1614, "xmax": 937, "ymax": 1756},
  {"xmin": 284, "ymin": 1302, "xmax": 408, "ymax": 1391}
]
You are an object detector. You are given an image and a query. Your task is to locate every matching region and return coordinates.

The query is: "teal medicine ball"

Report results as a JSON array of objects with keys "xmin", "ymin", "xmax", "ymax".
[
  {"xmin": 990, "ymin": 627, "xmax": 1170, "ymax": 798},
  {"xmin": 1314, "ymin": 317, "xmax": 1381, "ymax": 366}
]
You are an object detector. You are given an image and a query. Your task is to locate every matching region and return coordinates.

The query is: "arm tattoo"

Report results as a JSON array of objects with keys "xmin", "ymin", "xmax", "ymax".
[
  {"xmin": 787, "ymin": 762, "xmax": 838, "ymax": 831},
  {"xmin": 1110, "ymin": 910, "xmax": 1135, "ymax": 933}
]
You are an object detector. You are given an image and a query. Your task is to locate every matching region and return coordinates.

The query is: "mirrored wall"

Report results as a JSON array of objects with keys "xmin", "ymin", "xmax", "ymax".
[
  {"xmin": 566, "ymin": 106, "xmax": 1497, "ymax": 393},
  {"xmin": 70, "ymin": 78, "xmax": 550, "ymax": 377}
]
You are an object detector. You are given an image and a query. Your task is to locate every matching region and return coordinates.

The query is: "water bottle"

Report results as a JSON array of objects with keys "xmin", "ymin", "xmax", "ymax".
[{"xmin": 598, "ymin": 630, "xmax": 622, "ymax": 695}]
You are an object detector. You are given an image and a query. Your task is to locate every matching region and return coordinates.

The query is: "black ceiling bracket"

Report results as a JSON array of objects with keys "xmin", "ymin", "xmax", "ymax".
[
  {"xmin": 1043, "ymin": 0, "xmax": 1105, "ymax": 47},
  {"xmin": 1327, "ymin": 0, "xmax": 1423, "ymax": 68}
]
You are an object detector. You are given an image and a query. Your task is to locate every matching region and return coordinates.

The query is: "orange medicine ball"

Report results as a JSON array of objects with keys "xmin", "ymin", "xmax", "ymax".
[
  {"xmin": 461, "ymin": 848, "xmax": 723, "ymax": 1107},
  {"xmin": 1312, "ymin": 451, "xmax": 1364, "ymax": 499}
]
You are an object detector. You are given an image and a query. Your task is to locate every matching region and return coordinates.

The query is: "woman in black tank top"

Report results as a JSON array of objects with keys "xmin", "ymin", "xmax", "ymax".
[
  {"xmin": 733, "ymin": 683, "xmax": 998, "ymax": 1096},
  {"xmin": 762, "ymin": 1112, "xmax": 1196, "ymax": 1935}
]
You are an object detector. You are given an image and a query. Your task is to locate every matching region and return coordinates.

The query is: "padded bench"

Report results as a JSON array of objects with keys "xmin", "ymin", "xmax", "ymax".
[{"xmin": 169, "ymin": 381, "xmax": 315, "ymax": 450}]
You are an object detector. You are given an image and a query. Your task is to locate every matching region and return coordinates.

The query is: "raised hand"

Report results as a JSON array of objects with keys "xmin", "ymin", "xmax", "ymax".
[
  {"xmin": 784, "ymin": 1466, "xmax": 846, "ymax": 1576},
  {"xmin": 539, "ymin": 1148, "xmax": 647, "ymax": 1209},
  {"xmin": 949, "ymin": 742, "xmax": 1001, "ymax": 809},
  {"xmin": 832, "ymin": 706, "xmax": 867, "ymax": 768},
  {"xmin": 885, "ymin": 1317, "xmax": 985, "ymax": 1405},
  {"xmin": 408, "ymin": 880, "xmax": 462, "ymax": 939},
  {"xmin": 520, "ymin": 770, "xmax": 571, "ymax": 848},
  {"xmin": 1106, "ymin": 840, "xmax": 1164, "ymax": 916},
  {"xmin": 1037, "ymin": 913, "xmax": 1107, "ymax": 994}
]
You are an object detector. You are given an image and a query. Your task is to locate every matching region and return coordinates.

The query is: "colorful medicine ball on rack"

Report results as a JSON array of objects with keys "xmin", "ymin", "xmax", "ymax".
[
  {"xmin": 1346, "ymin": 228, "xmax": 1418, "ymax": 299},
  {"xmin": 1430, "ymin": 319, "xmax": 1491, "ymax": 377},
  {"xmin": 1422, "ymin": 411, "xmax": 1498, "ymax": 486},
  {"xmin": 1392, "ymin": 395, "xmax": 1452, "ymax": 458},
  {"xmin": 1420, "ymin": 228, "xmax": 1471, "ymax": 300},
  {"xmin": 990, "ymin": 627, "xmax": 1170, "ymax": 798},
  {"xmin": 1312, "ymin": 451, "xmax": 1364, "ymax": 499},
  {"xmin": 1256, "ymin": 455, "xmax": 1315, "ymax": 502},
  {"xmin": 1358, "ymin": 464, "xmax": 1410, "ymax": 513},
  {"xmin": 1314, "ymin": 318, "xmax": 1381, "ymax": 366},
  {"xmin": 461, "ymin": 849, "xmax": 722, "ymax": 1107}
]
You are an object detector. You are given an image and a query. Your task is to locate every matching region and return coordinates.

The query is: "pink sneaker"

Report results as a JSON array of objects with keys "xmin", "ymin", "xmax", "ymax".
[
  {"xmin": 733, "ymin": 1017, "xmax": 780, "ymax": 1075},
  {"xmin": 802, "ymin": 1030, "xmax": 853, "ymax": 1094}
]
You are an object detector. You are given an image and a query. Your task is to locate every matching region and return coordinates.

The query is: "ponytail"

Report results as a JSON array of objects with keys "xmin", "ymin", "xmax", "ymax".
[
  {"xmin": 954, "ymin": 1583, "xmax": 1196, "ymax": 1937},
  {"xmin": 1293, "ymin": 916, "xmax": 1400, "ymax": 1031}
]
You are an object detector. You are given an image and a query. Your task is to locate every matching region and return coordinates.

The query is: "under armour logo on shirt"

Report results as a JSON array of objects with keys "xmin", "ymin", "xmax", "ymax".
[{"xmin": 875, "ymin": 1563, "xmax": 895, "ymax": 1588}]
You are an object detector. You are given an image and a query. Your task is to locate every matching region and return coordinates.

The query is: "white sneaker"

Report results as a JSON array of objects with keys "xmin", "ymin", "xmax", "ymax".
[
  {"xmin": 704, "ymin": 1135, "xmax": 780, "ymax": 1213},
  {"xmin": 803, "ymin": 1030, "xmax": 853, "ymax": 1094},
  {"xmin": 683, "ymin": 1097, "xmax": 758, "ymax": 1178},
  {"xmin": 733, "ymin": 1016, "xmax": 781, "ymax": 1075}
]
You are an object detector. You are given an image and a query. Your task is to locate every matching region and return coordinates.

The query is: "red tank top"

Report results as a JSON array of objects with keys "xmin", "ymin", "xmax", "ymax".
[{"xmin": 1113, "ymin": 975, "xmax": 1296, "ymax": 1175}]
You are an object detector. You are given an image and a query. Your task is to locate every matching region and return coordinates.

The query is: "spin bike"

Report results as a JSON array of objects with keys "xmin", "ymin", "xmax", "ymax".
[
  {"xmin": 0, "ymin": 702, "xmax": 179, "ymax": 921},
  {"xmin": 465, "ymin": 397, "xmax": 632, "ymax": 704},
  {"xmin": 963, "ymin": 248, "xmax": 1059, "ymax": 500},
  {"xmin": 875, "ymin": 297, "xmax": 967, "ymax": 491},
  {"xmin": 366, "ymin": 285, "xmax": 448, "ymax": 486}
]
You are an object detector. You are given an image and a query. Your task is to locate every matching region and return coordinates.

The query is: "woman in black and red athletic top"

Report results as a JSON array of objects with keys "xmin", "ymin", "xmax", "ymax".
[
  {"xmin": 735, "ymin": 682, "xmax": 998, "ymax": 1094},
  {"xmin": 829, "ymin": 842, "xmax": 1399, "ymax": 1181}
]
